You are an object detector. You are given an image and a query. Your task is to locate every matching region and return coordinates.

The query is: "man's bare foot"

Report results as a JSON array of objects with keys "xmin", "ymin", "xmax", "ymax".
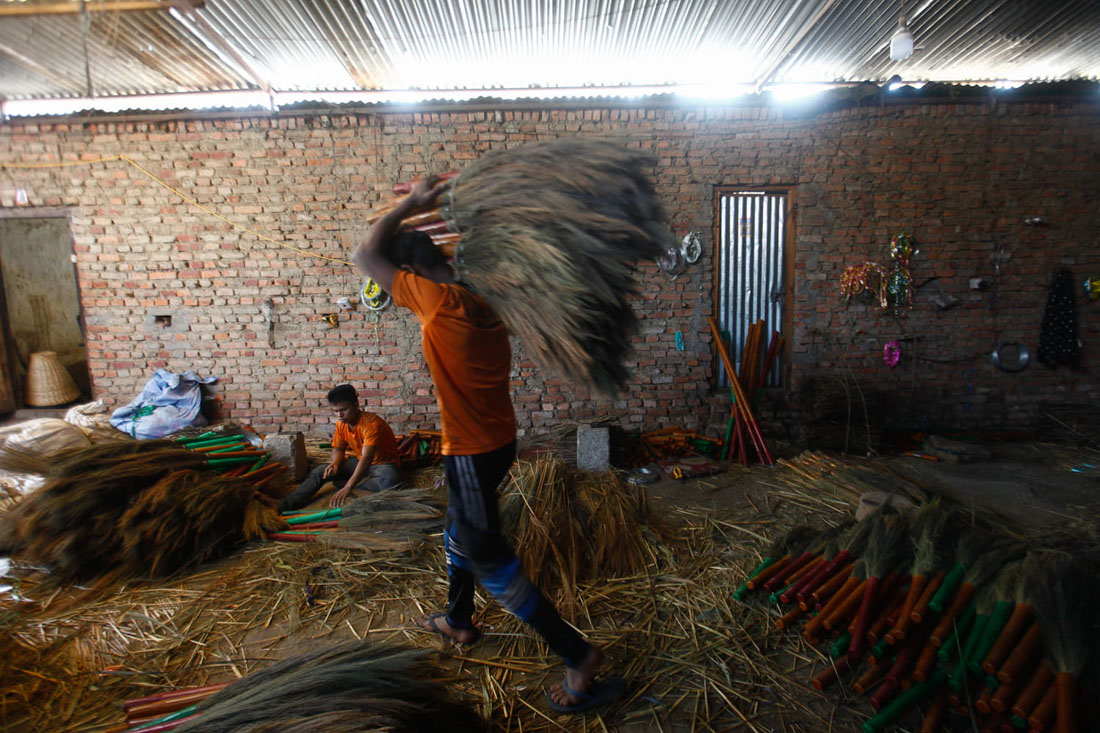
[
  {"xmin": 548, "ymin": 645, "xmax": 603, "ymax": 707},
  {"xmin": 416, "ymin": 613, "xmax": 479, "ymax": 644}
]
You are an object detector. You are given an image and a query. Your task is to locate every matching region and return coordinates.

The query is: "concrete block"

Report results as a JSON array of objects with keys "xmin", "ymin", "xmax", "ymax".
[
  {"xmin": 263, "ymin": 432, "xmax": 308, "ymax": 482},
  {"xmin": 576, "ymin": 424, "xmax": 610, "ymax": 472}
]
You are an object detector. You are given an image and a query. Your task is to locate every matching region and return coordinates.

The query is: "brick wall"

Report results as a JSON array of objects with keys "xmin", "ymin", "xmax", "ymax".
[{"xmin": 1, "ymin": 97, "xmax": 1096, "ymax": 440}]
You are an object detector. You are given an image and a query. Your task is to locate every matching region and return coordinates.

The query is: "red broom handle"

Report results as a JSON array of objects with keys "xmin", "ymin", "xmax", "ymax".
[
  {"xmin": 982, "ymin": 603, "xmax": 1033, "ymax": 674},
  {"xmin": 929, "ymin": 581, "xmax": 975, "ymax": 646},
  {"xmin": 797, "ymin": 550, "xmax": 851, "ymax": 604},
  {"xmin": 1054, "ymin": 671, "xmax": 1077, "ymax": 733},
  {"xmin": 848, "ymin": 575, "xmax": 882, "ymax": 659},
  {"xmin": 1012, "ymin": 660, "xmax": 1053, "ymax": 720},
  {"xmin": 908, "ymin": 570, "xmax": 946, "ymax": 625},
  {"xmin": 997, "ymin": 622, "xmax": 1041, "ymax": 685}
]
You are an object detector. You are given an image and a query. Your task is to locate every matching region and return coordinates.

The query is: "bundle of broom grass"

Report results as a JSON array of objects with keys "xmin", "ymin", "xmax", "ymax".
[
  {"xmin": 736, "ymin": 501, "xmax": 1098, "ymax": 733},
  {"xmin": 498, "ymin": 455, "xmax": 651, "ymax": 612},
  {"xmin": 0, "ymin": 440, "xmax": 286, "ymax": 582},
  {"xmin": 113, "ymin": 641, "xmax": 484, "ymax": 732},
  {"xmin": 390, "ymin": 139, "xmax": 674, "ymax": 393}
]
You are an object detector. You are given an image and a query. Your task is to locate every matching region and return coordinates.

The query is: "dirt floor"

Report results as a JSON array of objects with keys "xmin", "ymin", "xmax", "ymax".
[{"xmin": 1, "ymin": 433, "xmax": 1098, "ymax": 732}]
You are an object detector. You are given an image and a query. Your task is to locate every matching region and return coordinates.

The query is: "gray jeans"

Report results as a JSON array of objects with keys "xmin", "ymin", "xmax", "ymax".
[{"xmin": 278, "ymin": 458, "xmax": 402, "ymax": 511}]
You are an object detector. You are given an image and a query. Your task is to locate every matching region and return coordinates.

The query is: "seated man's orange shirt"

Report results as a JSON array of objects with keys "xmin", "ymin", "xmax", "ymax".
[
  {"xmin": 392, "ymin": 270, "xmax": 515, "ymax": 456},
  {"xmin": 332, "ymin": 411, "xmax": 399, "ymax": 464}
]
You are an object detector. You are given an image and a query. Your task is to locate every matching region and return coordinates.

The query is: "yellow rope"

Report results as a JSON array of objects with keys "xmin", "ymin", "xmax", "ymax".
[{"xmin": 1, "ymin": 155, "xmax": 355, "ymax": 266}]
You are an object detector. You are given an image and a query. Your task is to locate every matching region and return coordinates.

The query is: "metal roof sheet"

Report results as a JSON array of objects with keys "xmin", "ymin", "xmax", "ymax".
[{"xmin": 0, "ymin": 0, "xmax": 1096, "ymax": 105}]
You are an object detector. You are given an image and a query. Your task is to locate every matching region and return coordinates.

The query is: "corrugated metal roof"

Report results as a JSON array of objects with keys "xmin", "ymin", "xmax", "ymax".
[{"xmin": 0, "ymin": 0, "xmax": 1096, "ymax": 104}]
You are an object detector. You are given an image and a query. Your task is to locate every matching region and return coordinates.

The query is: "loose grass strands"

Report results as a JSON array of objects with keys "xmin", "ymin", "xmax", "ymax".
[{"xmin": 446, "ymin": 139, "xmax": 674, "ymax": 393}]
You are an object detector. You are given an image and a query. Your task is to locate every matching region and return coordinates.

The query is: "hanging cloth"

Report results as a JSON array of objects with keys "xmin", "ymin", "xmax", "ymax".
[{"xmin": 1037, "ymin": 268, "xmax": 1080, "ymax": 368}]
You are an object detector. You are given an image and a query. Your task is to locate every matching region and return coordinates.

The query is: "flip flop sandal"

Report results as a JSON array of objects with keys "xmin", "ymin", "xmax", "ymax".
[
  {"xmin": 418, "ymin": 613, "xmax": 481, "ymax": 646},
  {"xmin": 547, "ymin": 676, "xmax": 627, "ymax": 714}
]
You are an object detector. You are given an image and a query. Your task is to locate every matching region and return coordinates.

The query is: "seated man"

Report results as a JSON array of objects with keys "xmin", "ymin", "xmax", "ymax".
[{"xmin": 279, "ymin": 384, "xmax": 402, "ymax": 511}]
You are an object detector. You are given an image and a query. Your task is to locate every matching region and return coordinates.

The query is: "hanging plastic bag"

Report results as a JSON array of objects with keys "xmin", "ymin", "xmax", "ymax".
[{"xmin": 110, "ymin": 369, "xmax": 217, "ymax": 439}]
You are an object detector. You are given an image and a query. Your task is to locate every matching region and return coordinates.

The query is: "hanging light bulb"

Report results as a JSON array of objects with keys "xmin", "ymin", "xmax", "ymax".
[{"xmin": 889, "ymin": 8, "xmax": 914, "ymax": 62}]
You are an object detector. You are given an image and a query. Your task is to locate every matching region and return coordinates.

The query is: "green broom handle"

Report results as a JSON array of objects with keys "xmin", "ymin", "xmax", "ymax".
[
  {"xmin": 285, "ymin": 508, "xmax": 342, "ymax": 524},
  {"xmin": 951, "ymin": 612, "xmax": 989, "ymax": 690},
  {"xmin": 208, "ymin": 443, "xmax": 253, "ymax": 454},
  {"xmin": 861, "ymin": 669, "xmax": 947, "ymax": 733},
  {"xmin": 830, "ymin": 631, "xmax": 853, "ymax": 659},
  {"xmin": 929, "ymin": 562, "xmax": 967, "ymax": 612},
  {"xmin": 175, "ymin": 431, "xmax": 216, "ymax": 443},
  {"xmin": 969, "ymin": 600, "xmax": 1013, "ymax": 675},
  {"xmin": 249, "ymin": 454, "xmax": 270, "ymax": 472},
  {"xmin": 206, "ymin": 456, "xmax": 261, "ymax": 467},
  {"xmin": 130, "ymin": 704, "xmax": 199, "ymax": 730},
  {"xmin": 937, "ymin": 604, "xmax": 977, "ymax": 662},
  {"xmin": 733, "ymin": 557, "xmax": 773, "ymax": 600},
  {"xmin": 179, "ymin": 434, "xmax": 243, "ymax": 446},
  {"xmin": 182, "ymin": 436, "xmax": 247, "ymax": 450}
]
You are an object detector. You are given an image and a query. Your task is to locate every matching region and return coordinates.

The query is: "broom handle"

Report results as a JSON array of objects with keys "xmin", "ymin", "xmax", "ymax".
[
  {"xmin": 746, "ymin": 554, "xmax": 792, "ymax": 590},
  {"xmin": 798, "ymin": 550, "xmax": 851, "ymax": 604},
  {"xmin": 982, "ymin": 603, "xmax": 1033, "ymax": 674},
  {"xmin": 921, "ymin": 685, "xmax": 950, "ymax": 733},
  {"xmin": 811, "ymin": 563, "xmax": 855, "ymax": 608},
  {"xmin": 708, "ymin": 317, "xmax": 772, "ymax": 466},
  {"xmin": 949, "ymin": 612, "xmax": 989, "ymax": 690},
  {"xmin": 776, "ymin": 602, "xmax": 807, "ymax": 630},
  {"xmin": 969, "ymin": 600, "xmax": 1014, "ymax": 674},
  {"xmin": 853, "ymin": 659, "xmax": 890, "ymax": 694},
  {"xmin": 908, "ymin": 570, "xmax": 946, "ymax": 624},
  {"xmin": 733, "ymin": 557, "xmax": 774, "ymax": 600},
  {"xmin": 930, "ymin": 561, "xmax": 967, "ymax": 612},
  {"xmin": 823, "ymin": 578, "xmax": 868, "ymax": 632},
  {"xmin": 861, "ymin": 669, "xmax": 947, "ymax": 733},
  {"xmin": 124, "ymin": 683, "xmax": 230, "ymax": 711},
  {"xmin": 929, "ymin": 581, "xmax": 976, "ymax": 646},
  {"xmin": 806, "ymin": 575, "xmax": 860, "ymax": 638},
  {"xmin": 1012, "ymin": 660, "xmax": 1053, "ymax": 720},
  {"xmin": 811, "ymin": 656, "xmax": 852, "ymax": 690},
  {"xmin": 867, "ymin": 583, "xmax": 909, "ymax": 647},
  {"xmin": 849, "ymin": 575, "xmax": 884, "ymax": 660},
  {"xmin": 763, "ymin": 551, "xmax": 814, "ymax": 592},
  {"xmin": 1054, "ymin": 671, "xmax": 1077, "ymax": 733},
  {"xmin": 997, "ymin": 622, "xmax": 1041, "ymax": 685},
  {"xmin": 1027, "ymin": 682, "xmax": 1057, "ymax": 731},
  {"xmin": 884, "ymin": 573, "xmax": 927, "ymax": 644},
  {"xmin": 780, "ymin": 555, "xmax": 828, "ymax": 603},
  {"xmin": 991, "ymin": 675, "xmax": 1018, "ymax": 714}
]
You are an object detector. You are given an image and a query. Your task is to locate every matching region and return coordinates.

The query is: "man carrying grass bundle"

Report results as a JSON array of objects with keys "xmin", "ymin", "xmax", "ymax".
[
  {"xmin": 279, "ymin": 384, "xmax": 401, "ymax": 511},
  {"xmin": 353, "ymin": 176, "xmax": 625, "ymax": 715}
]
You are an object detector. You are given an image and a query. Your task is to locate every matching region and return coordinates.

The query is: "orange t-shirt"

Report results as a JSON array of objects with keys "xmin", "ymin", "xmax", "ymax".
[
  {"xmin": 332, "ymin": 411, "xmax": 399, "ymax": 465},
  {"xmin": 392, "ymin": 270, "xmax": 516, "ymax": 455}
]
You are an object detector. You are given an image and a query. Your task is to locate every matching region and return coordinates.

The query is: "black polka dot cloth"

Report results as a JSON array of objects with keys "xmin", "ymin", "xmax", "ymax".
[{"xmin": 1037, "ymin": 268, "xmax": 1080, "ymax": 368}]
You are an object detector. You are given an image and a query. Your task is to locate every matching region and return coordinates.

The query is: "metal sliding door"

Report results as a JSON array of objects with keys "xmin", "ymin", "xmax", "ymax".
[{"xmin": 716, "ymin": 190, "xmax": 788, "ymax": 387}]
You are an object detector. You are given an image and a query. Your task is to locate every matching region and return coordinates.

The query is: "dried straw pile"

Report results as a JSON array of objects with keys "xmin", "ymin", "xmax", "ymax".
[
  {"xmin": 443, "ymin": 138, "xmax": 674, "ymax": 394},
  {"xmin": 175, "ymin": 641, "xmax": 484, "ymax": 733},
  {"xmin": 0, "ymin": 440, "xmax": 285, "ymax": 581},
  {"xmin": 498, "ymin": 455, "xmax": 651, "ymax": 612}
]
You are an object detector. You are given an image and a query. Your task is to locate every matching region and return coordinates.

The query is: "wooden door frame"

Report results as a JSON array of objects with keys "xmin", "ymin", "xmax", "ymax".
[
  {"xmin": 711, "ymin": 185, "xmax": 796, "ymax": 390},
  {"xmin": 0, "ymin": 208, "xmax": 91, "ymax": 408}
]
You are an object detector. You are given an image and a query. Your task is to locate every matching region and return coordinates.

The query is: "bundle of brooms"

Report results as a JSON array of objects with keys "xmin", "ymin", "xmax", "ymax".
[
  {"xmin": 0, "ymin": 440, "xmax": 287, "ymax": 582},
  {"xmin": 377, "ymin": 138, "xmax": 675, "ymax": 393},
  {"xmin": 107, "ymin": 641, "xmax": 484, "ymax": 732},
  {"xmin": 735, "ymin": 500, "xmax": 1099, "ymax": 733},
  {"xmin": 497, "ymin": 454, "xmax": 652, "ymax": 613}
]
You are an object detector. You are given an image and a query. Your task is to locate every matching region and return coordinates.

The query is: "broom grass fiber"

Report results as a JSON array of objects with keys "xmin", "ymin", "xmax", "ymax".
[
  {"xmin": 443, "ymin": 138, "xmax": 675, "ymax": 394},
  {"xmin": 0, "ymin": 440, "xmax": 286, "ymax": 582}
]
